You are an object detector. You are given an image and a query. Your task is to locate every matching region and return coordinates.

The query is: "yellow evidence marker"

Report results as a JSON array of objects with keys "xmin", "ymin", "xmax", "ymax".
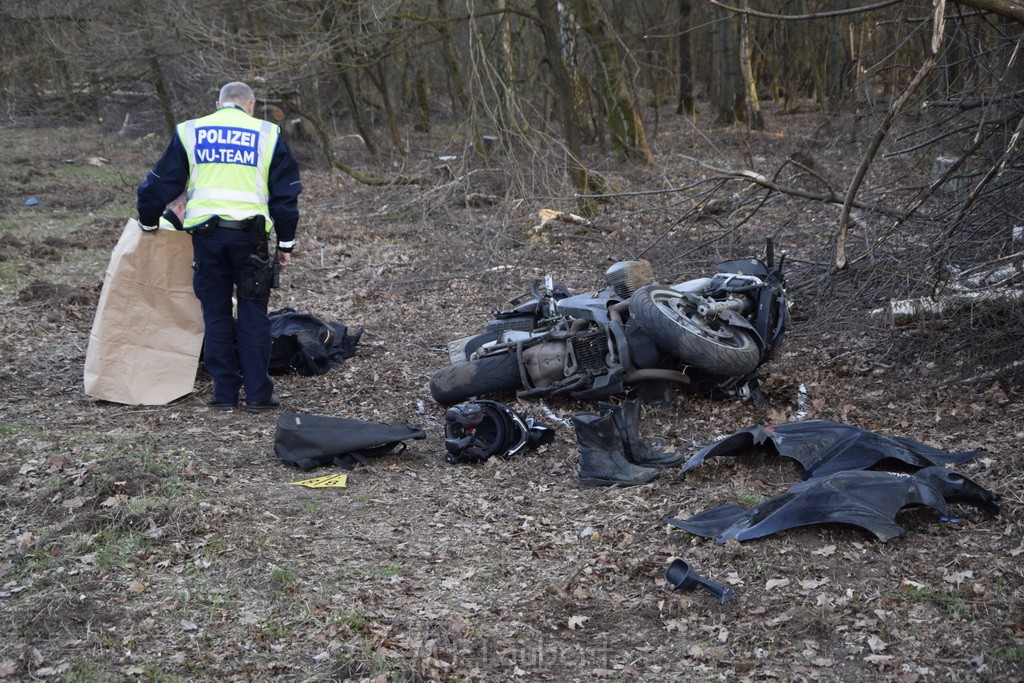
[{"xmin": 289, "ymin": 474, "xmax": 348, "ymax": 489}]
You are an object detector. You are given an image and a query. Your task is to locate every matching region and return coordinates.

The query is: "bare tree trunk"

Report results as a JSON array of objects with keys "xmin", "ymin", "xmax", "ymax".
[
  {"xmin": 365, "ymin": 61, "xmax": 407, "ymax": 159},
  {"xmin": 713, "ymin": 5, "xmax": 743, "ymax": 124},
  {"xmin": 850, "ymin": 13, "xmax": 874, "ymax": 108},
  {"xmin": 738, "ymin": 0, "xmax": 763, "ymax": 129},
  {"xmin": 148, "ymin": 53, "xmax": 176, "ymax": 137},
  {"xmin": 314, "ymin": 2, "xmax": 382, "ymax": 159},
  {"xmin": 435, "ymin": 0, "xmax": 485, "ymax": 155},
  {"xmin": 826, "ymin": 14, "xmax": 852, "ymax": 111},
  {"xmin": 286, "ymin": 98, "xmax": 422, "ymax": 186},
  {"xmin": 339, "ymin": 70, "xmax": 381, "ymax": 159},
  {"xmin": 495, "ymin": 0, "xmax": 529, "ymax": 143},
  {"xmin": 803, "ymin": 0, "xmax": 827, "ymax": 106},
  {"xmin": 414, "ymin": 66, "xmax": 431, "ymax": 133},
  {"xmin": 435, "ymin": 0, "xmax": 472, "ymax": 117},
  {"xmin": 536, "ymin": 0, "xmax": 596, "ymax": 214},
  {"xmin": 677, "ymin": 0, "xmax": 696, "ymax": 117},
  {"xmin": 572, "ymin": 0, "xmax": 654, "ymax": 164}
]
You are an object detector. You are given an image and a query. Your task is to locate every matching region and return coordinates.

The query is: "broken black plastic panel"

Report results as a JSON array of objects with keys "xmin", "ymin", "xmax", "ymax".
[
  {"xmin": 667, "ymin": 466, "xmax": 1000, "ymax": 544},
  {"xmin": 681, "ymin": 420, "xmax": 982, "ymax": 479}
]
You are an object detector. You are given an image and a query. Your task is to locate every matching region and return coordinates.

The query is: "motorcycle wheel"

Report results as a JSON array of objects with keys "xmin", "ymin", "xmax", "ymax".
[
  {"xmin": 429, "ymin": 353, "xmax": 523, "ymax": 405},
  {"xmin": 630, "ymin": 285, "xmax": 761, "ymax": 377}
]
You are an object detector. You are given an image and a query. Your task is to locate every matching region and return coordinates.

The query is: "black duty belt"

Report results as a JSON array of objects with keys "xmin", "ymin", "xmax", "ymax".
[{"xmin": 217, "ymin": 218, "xmax": 253, "ymax": 230}]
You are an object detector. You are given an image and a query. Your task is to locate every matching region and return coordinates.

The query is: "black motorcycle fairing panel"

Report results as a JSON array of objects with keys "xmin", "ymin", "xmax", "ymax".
[
  {"xmin": 667, "ymin": 466, "xmax": 999, "ymax": 543},
  {"xmin": 714, "ymin": 258, "xmax": 770, "ymax": 279},
  {"xmin": 680, "ymin": 420, "xmax": 982, "ymax": 479},
  {"xmin": 918, "ymin": 466, "xmax": 1001, "ymax": 516},
  {"xmin": 622, "ymin": 320, "xmax": 662, "ymax": 369}
]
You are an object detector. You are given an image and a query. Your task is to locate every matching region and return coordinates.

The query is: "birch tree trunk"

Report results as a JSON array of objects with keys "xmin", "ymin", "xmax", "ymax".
[{"xmin": 536, "ymin": 0, "xmax": 595, "ymax": 213}]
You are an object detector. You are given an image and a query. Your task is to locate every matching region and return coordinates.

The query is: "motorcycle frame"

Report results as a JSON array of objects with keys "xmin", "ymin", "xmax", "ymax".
[{"xmin": 442, "ymin": 243, "xmax": 787, "ymax": 403}]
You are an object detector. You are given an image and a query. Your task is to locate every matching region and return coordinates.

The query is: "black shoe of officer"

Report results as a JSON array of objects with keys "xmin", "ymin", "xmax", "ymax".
[
  {"xmin": 207, "ymin": 398, "xmax": 237, "ymax": 412},
  {"xmin": 244, "ymin": 395, "xmax": 281, "ymax": 414}
]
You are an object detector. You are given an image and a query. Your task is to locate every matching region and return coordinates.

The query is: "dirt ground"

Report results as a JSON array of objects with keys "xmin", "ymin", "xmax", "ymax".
[{"xmin": 0, "ymin": 106, "xmax": 1021, "ymax": 682}]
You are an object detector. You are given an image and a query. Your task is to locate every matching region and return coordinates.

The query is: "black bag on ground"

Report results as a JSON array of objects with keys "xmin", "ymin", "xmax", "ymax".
[
  {"xmin": 269, "ymin": 308, "xmax": 362, "ymax": 376},
  {"xmin": 275, "ymin": 412, "xmax": 427, "ymax": 471}
]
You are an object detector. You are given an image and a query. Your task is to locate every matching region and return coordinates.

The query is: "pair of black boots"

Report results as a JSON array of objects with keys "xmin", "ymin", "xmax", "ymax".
[{"xmin": 572, "ymin": 401, "xmax": 682, "ymax": 486}]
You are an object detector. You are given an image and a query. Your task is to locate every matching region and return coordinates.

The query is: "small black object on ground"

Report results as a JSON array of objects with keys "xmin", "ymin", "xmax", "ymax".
[{"xmin": 665, "ymin": 558, "xmax": 735, "ymax": 604}]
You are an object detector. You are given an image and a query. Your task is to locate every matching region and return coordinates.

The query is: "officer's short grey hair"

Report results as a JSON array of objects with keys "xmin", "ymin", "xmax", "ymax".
[{"xmin": 219, "ymin": 82, "xmax": 255, "ymax": 106}]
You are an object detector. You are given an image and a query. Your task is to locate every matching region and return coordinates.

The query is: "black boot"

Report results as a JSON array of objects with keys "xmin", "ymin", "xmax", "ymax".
[
  {"xmin": 573, "ymin": 410, "xmax": 660, "ymax": 487},
  {"xmin": 599, "ymin": 400, "xmax": 683, "ymax": 468}
]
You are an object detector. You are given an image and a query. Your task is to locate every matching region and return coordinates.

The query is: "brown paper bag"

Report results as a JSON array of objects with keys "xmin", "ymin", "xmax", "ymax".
[{"xmin": 84, "ymin": 219, "xmax": 204, "ymax": 404}]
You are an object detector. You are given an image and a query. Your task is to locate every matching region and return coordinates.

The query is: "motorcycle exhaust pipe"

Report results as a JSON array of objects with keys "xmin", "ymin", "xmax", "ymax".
[{"xmin": 624, "ymin": 368, "xmax": 691, "ymax": 385}]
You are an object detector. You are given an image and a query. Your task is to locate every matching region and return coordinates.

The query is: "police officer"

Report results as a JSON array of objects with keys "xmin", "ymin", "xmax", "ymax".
[{"xmin": 137, "ymin": 81, "xmax": 301, "ymax": 413}]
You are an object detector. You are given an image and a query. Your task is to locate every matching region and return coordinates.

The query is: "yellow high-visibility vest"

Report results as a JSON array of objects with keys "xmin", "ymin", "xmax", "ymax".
[{"xmin": 178, "ymin": 106, "xmax": 278, "ymax": 234}]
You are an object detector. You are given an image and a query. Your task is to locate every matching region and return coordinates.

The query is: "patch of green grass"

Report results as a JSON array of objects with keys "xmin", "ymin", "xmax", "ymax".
[
  {"xmin": 55, "ymin": 162, "xmax": 124, "ymax": 185},
  {"xmin": 205, "ymin": 535, "xmax": 226, "ymax": 553},
  {"xmin": 374, "ymin": 562, "xmax": 402, "ymax": 578},
  {"xmin": 946, "ymin": 595, "xmax": 974, "ymax": 621},
  {"xmin": 62, "ymin": 660, "xmax": 108, "ymax": 682},
  {"xmin": 96, "ymin": 442, "xmax": 193, "ymax": 485},
  {"xmin": 0, "ymin": 123, "xmax": 147, "ymax": 303},
  {"xmin": 17, "ymin": 545, "xmax": 59, "ymax": 576},
  {"xmin": 332, "ymin": 609, "xmax": 367, "ymax": 633},
  {"xmin": 0, "ymin": 420, "xmax": 48, "ymax": 440},
  {"xmin": 365, "ymin": 650, "xmax": 396, "ymax": 677},
  {"xmin": 1, "ymin": 206, "xmax": 107, "ymax": 237},
  {"xmin": 260, "ymin": 617, "xmax": 293, "ymax": 640},
  {"xmin": 137, "ymin": 663, "xmax": 179, "ymax": 682},
  {"xmin": 991, "ymin": 645, "xmax": 1024, "ymax": 662},
  {"xmin": 269, "ymin": 563, "xmax": 297, "ymax": 586},
  {"xmin": 897, "ymin": 587, "xmax": 931, "ymax": 603},
  {"xmin": 893, "ymin": 586, "xmax": 976, "ymax": 621},
  {"xmin": 91, "ymin": 528, "xmax": 150, "ymax": 569}
]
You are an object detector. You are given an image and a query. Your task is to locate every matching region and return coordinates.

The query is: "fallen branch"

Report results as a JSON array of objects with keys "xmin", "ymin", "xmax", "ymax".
[
  {"xmin": 945, "ymin": 358, "xmax": 1024, "ymax": 387},
  {"xmin": 530, "ymin": 208, "xmax": 613, "ymax": 234},
  {"xmin": 707, "ymin": 0, "xmax": 902, "ymax": 20},
  {"xmin": 956, "ymin": 256, "xmax": 1024, "ymax": 289},
  {"xmin": 881, "ymin": 246, "xmax": 1024, "ymax": 323},
  {"xmin": 676, "ymin": 155, "xmax": 903, "ymax": 216},
  {"xmin": 888, "ymin": 289, "xmax": 1024, "ymax": 323}
]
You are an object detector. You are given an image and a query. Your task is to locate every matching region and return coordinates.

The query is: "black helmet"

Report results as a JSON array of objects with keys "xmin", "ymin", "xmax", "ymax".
[{"xmin": 443, "ymin": 399, "xmax": 553, "ymax": 464}]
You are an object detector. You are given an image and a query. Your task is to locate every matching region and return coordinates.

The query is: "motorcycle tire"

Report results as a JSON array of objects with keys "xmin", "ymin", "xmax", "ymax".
[
  {"xmin": 630, "ymin": 285, "xmax": 762, "ymax": 377},
  {"xmin": 429, "ymin": 353, "xmax": 523, "ymax": 405}
]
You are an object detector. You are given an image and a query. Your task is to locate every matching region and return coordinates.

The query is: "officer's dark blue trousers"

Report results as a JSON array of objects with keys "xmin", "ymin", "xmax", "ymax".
[{"xmin": 191, "ymin": 227, "xmax": 273, "ymax": 405}]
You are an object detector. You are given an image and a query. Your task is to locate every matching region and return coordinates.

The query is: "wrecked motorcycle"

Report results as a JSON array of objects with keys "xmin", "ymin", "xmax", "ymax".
[{"xmin": 429, "ymin": 241, "xmax": 788, "ymax": 405}]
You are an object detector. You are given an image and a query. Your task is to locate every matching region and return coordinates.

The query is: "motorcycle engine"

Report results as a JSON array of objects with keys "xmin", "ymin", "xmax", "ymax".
[
  {"xmin": 605, "ymin": 260, "xmax": 655, "ymax": 298},
  {"xmin": 522, "ymin": 341, "xmax": 567, "ymax": 388}
]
